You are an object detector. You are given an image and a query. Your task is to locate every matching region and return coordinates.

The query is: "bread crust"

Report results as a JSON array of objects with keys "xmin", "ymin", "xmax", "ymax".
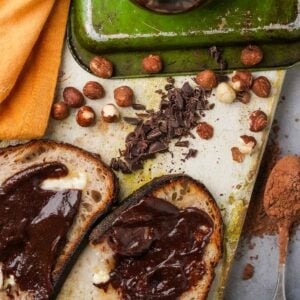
[
  {"xmin": 90, "ymin": 175, "xmax": 223, "ymax": 300},
  {"xmin": 0, "ymin": 140, "xmax": 118, "ymax": 298}
]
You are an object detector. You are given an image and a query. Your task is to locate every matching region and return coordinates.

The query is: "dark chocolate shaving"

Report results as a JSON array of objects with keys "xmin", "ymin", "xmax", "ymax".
[{"xmin": 132, "ymin": 103, "xmax": 146, "ymax": 110}]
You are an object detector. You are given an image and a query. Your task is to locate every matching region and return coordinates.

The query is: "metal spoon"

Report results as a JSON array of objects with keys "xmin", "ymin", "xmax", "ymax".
[{"xmin": 272, "ymin": 221, "xmax": 290, "ymax": 300}]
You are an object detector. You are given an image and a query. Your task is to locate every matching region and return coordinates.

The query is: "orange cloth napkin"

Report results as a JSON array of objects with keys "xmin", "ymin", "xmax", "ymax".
[{"xmin": 0, "ymin": 0, "xmax": 70, "ymax": 139}]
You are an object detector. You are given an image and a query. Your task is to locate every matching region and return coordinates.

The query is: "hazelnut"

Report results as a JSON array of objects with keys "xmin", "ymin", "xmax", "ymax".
[
  {"xmin": 241, "ymin": 45, "xmax": 263, "ymax": 66},
  {"xmin": 63, "ymin": 87, "xmax": 84, "ymax": 108},
  {"xmin": 142, "ymin": 55, "xmax": 162, "ymax": 74},
  {"xmin": 114, "ymin": 86, "xmax": 134, "ymax": 107},
  {"xmin": 196, "ymin": 122, "xmax": 214, "ymax": 140},
  {"xmin": 83, "ymin": 81, "xmax": 105, "ymax": 99},
  {"xmin": 101, "ymin": 104, "xmax": 120, "ymax": 123},
  {"xmin": 90, "ymin": 56, "xmax": 113, "ymax": 79},
  {"xmin": 231, "ymin": 71, "xmax": 253, "ymax": 91},
  {"xmin": 237, "ymin": 91, "xmax": 251, "ymax": 104},
  {"xmin": 239, "ymin": 135, "xmax": 257, "ymax": 154},
  {"xmin": 249, "ymin": 110, "xmax": 268, "ymax": 132},
  {"xmin": 195, "ymin": 70, "xmax": 218, "ymax": 90},
  {"xmin": 231, "ymin": 147, "xmax": 245, "ymax": 163},
  {"xmin": 252, "ymin": 76, "xmax": 271, "ymax": 98},
  {"xmin": 216, "ymin": 82, "xmax": 236, "ymax": 103},
  {"xmin": 51, "ymin": 102, "xmax": 69, "ymax": 120},
  {"xmin": 76, "ymin": 106, "xmax": 96, "ymax": 127}
]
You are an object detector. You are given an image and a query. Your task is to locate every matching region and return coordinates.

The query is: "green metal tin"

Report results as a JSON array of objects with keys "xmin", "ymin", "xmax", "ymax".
[{"xmin": 68, "ymin": 0, "xmax": 300, "ymax": 77}]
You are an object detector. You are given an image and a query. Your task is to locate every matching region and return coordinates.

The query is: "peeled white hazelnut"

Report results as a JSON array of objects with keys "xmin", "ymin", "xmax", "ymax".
[
  {"xmin": 101, "ymin": 104, "xmax": 120, "ymax": 123},
  {"xmin": 216, "ymin": 82, "xmax": 236, "ymax": 103},
  {"xmin": 92, "ymin": 270, "xmax": 110, "ymax": 285},
  {"xmin": 239, "ymin": 135, "xmax": 257, "ymax": 154}
]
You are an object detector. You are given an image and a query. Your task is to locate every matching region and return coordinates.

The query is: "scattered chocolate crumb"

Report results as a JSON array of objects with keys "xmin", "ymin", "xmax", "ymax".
[
  {"xmin": 175, "ymin": 141, "xmax": 190, "ymax": 147},
  {"xmin": 295, "ymin": 118, "xmax": 299, "ymax": 122},
  {"xmin": 111, "ymin": 80, "xmax": 214, "ymax": 173},
  {"xmin": 132, "ymin": 103, "xmax": 146, "ymax": 110},
  {"xmin": 123, "ymin": 117, "xmax": 142, "ymax": 125},
  {"xmin": 184, "ymin": 149, "xmax": 198, "ymax": 160},
  {"xmin": 242, "ymin": 263, "xmax": 254, "ymax": 280}
]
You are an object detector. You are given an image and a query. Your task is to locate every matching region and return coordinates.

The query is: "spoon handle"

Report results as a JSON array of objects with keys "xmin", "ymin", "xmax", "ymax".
[{"xmin": 272, "ymin": 263, "xmax": 286, "ymax": 300}]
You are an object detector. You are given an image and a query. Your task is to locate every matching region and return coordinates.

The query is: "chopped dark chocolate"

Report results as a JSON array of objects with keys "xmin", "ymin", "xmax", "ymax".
[
  {"xmin": 113, "ymin": 78, "xmax": 214, "ymax": 173},
  {"xmin": 184, "ymin": 149, "xmax": 198, "ymax": 160}
]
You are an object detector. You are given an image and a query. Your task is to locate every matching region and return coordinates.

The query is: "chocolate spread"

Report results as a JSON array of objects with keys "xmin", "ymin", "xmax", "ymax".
[
  {"xmin": 97, "ymin": 196, "xmax": 213, "ymax": 299},
  {"xmin": 0, "ymin": 163, "xmax": 81, "ymax": 299}
]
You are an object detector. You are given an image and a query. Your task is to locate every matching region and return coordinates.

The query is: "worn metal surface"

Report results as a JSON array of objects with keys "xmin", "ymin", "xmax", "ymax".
[
  {"xmin": 42, "ymin": 46, "xmax": 286, "ymax": 299},
  {"xmin": 68, "ymin": 0, "xmax": 300, "ymax": 77},
  {"xmin": 225, "ymin": 64, "xmax": 300, "ymax": 300}
]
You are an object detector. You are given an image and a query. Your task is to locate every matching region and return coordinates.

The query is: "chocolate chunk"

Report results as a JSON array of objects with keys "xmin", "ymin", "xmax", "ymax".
[{"xmin": 149, "ymin": 141, "xmax": 168, "ymax": 154}]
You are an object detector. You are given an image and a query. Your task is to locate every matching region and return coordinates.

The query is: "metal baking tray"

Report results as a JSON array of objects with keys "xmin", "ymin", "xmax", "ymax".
[
  {"xmin": 68, "ymin": 0, "xmax": 300, "ymax": 77},
  {"xmin": 22, "ymin": 46, "xmax": 284, "ymax": 299}
]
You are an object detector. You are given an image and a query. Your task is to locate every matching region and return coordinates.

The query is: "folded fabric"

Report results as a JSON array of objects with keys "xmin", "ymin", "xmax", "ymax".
[{"xmin": 0, "ymin": 0, "xmax": 70, "ymax": 139}]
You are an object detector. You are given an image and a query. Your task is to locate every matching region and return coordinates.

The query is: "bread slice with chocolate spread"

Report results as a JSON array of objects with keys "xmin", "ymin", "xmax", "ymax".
[
  {"xmin": 59, "ymin": 175, "xmax": 223, "ymax": 300},
  {"xmin": 0, "ymin": 140, "xmax": 118, "ymax": 299}
]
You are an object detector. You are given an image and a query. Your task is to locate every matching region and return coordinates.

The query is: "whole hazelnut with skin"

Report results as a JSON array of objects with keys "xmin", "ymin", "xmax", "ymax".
[
  {"xmin": 90, "ymin": 56, "xmax": 113, "ymax": 79},
  {"xmin": 102, "ymin": 104, "xmax": 120, "ymax": 123},
  {"xmin": 195, "ymin": 70, "xmax": 218, "ymax": 90},
  {"xmin": 76, "ymin": 106, "xmax": 95, "ymax": 127},
  {"xmin": 252, "ymin": 76, "xmax": 271, "ymax": 98},
  {"xmin": 249, "ymin": 110, "xmax": 268, "ymax": 132},
  {"xmin": 63, "ymin": 87, "xmax": 84, "ymax": 108},
  {"xmin": 241, "ymin": 45, "xmax": 263, "ymax": 66},
  {"xmin": 196, "ymin": 122, "xmax": 214, "ymax": 140},
  {"xmin": 51, "ymin": 102, "xmax": 69, "ymax": 120},
  {"xmin": 114, "ymin": 86, "xmax": 134, "ymax": 107},
  {"xmin": 216, "ymin": 82, "xmax": 236, "ymax": 103},
  {"xmin": 237, "ymin": 91, "xmax": 251, "ymax": 104},
  {"xmin": 83, "ymin": 81, "xmax": 105, "ymax": 99},
  {"xmin": 142, "ymin": 55, "xmax": 162, "ymax": 74},
  {"xmin": 231, "ymin": 71, "xmax": 253, "ymax": 91}
]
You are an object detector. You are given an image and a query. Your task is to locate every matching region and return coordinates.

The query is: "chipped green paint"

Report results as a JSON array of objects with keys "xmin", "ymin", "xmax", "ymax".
[{"xmin": 68, "ymin": 0, "xmax": 300, "ymax": 77}]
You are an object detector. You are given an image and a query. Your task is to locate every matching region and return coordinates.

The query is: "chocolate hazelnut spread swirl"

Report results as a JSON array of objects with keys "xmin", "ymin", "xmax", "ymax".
[
  {"xmin": 96, "ymin": 196, "xmax": 213, "ymax": 299},
  {"xmin": 0, "ymin": 163, "xmax": 81, "ymax": 300}
]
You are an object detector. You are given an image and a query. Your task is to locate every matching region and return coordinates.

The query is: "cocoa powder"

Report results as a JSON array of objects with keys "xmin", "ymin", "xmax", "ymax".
[
  {"xmin": 264, "ymin": 155, "xmax": 300, "ymax": 221},
  {"xmin": 242, "ymin": 139, "xmax": 281, "ymax": 237}
]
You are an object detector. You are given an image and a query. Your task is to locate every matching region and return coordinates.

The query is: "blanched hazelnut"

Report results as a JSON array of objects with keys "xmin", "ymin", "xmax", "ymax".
[
  {"xmin": 195, "ymin": 70, "xmax": 218, "ymax": 90},
  {"xmin": 196, "ymin": 122, "xmax": 214, "ymax": 140},
  {"xmin": 142, "ymin": 55, "xmax": 162, "ymax": 74},
  {"xmin": 101, "ymin": 104, "xmax": 120, "ymax": 123},
  {"xmin": 237, "ymin": 91, "xmax": 251, "ymax": 104},
  {"xmin": 83, "ymin": 81, "xmax": 104, "ymax": 99},
  {"xmin": 249, "ymin": 110, "xmax": 268, "ymax": 132},
  {"xmin": 90, "ymin": 56, "xmax": 113, "ymax": 79},
  {"xmin": 63, "ymin": 87, "xmax": 84, "ymax": 108},
  {"xmin": 51, "ymin": 102, "xmax": 69, "ymax": 120},
  {"xmin": 76, "ymin": 106, "xmax": 95, "ymax": 127},
  {"xmin": 231, "ymin": 71, "xmax": 253, "ymax": 91},
  {"xmin": 252, "ymin": 76, "xmax": 271, "ymax": 98},
  {"xmin": 241, "ymin": 45, "xmax": 263, "ymax": 66},
  {"xmin": 239, "ymin": 135, "xmax": 257, "ymax": 154},
  {"xmin": 114, "ymin": 86, "xmax": 134, "ymax": 107},
  {"xmin": 231, "ymin": 147, "xmax": 245, "ymax": 163},
  {"xmin": 216, "ymin": 82, "xmax": 236, "ymax": 103}
]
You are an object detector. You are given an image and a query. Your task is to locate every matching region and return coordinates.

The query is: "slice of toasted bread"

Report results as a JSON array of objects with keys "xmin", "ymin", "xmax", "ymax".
[
  {"xmin": 0, "ymin": 140, "xmax": 118, "ymax": 299},
  {"xmin": 58, "ymin": 175, "xmax": 223, "ymax": 300}
]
